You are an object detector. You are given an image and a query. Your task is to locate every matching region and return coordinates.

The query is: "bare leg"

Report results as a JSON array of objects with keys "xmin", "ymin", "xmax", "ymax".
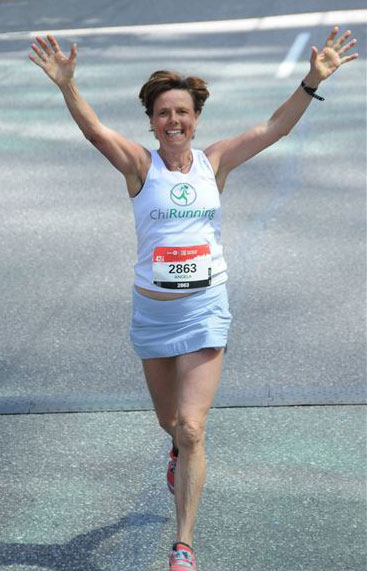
[
  {"xmin": 142, "ymin": 356, "xmax": 179, "ymax": 440},
  {"xmin": 174, "ymin": 348, "xmax": 224, "ymax": 545},
  {"xmin": 174, "ymin": 428, "xmax": 206, "ymax": 546}
]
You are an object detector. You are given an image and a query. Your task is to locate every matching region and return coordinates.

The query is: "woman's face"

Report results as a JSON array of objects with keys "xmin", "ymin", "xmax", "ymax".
[{"xmin": 150, "ymin": 89, "xmax": 199, "ymax": 148}]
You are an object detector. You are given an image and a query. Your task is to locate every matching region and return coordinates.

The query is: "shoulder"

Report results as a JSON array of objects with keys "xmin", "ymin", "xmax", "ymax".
[
  {"xmin": 192, "ymin": 148, "xmax": 215, "ymax": 174},
  {"xmin": 126, "ymin": 148, "xmax": 152, "ymax": 198},
  {"xmin": 201, "ymin": 145, "xmax": 228, "ymax": 193},
  {"xmin": 202, "ymin": 146, "xmax": 220, "ymax": 176}
]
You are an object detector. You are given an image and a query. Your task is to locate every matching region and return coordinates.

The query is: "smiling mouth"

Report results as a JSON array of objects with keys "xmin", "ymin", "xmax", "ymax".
[{"xmin": 166, "ymin": 130, "xmax": 184, "ymax": 136}]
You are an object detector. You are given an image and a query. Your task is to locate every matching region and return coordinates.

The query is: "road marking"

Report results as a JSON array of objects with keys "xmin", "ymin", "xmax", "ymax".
[
  {"xmin": 0, "ymin": 9, "xmax": 366, "ymax": 40},
  {"xmin": 276, "ymin": 32, "xmax": 311, "ymax": 78}
]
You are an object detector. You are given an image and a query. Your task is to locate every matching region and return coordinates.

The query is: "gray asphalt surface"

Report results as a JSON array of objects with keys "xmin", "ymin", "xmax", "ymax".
[
  {"xmin": 1, "ymin": 0, "xmax": 366, "ymax": 410},
  {"xmin": 0, "ymin": 2, "xmax": 366, "ymax": 570},
  {"xmin": 1, "ymin": 406, "xmax": 366, "ymax": 571}
]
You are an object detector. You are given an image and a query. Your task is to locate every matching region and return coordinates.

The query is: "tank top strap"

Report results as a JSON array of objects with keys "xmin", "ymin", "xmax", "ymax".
[
  {"xmin": 149, "ymin": 149, "xmax": 161, "ymax": 173},
  {"xmin": 194, "ymin": 149, "xmax": 216, "ymax": 178}
]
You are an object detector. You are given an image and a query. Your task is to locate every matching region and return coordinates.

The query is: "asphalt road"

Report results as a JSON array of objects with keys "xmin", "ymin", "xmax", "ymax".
[
  {"xmin": 0, "ymin": 405, "xmax": 365, "ymax": 570},
  {"xmin": 1, "ymin": 4, "xmax": 366, "ymax": 571},
  {"xmin": 0, "ymin": 1, "xmax": 366, "ymax": 411}
]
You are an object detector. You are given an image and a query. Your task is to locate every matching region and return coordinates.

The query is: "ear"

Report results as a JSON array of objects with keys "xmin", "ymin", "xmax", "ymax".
[
  {"xmin": 149, "ymin": 119, "xmax": 158, "ymax": 138},
  {"xmin": 149, "ymin": 117, "xmax": 157, "ymax": 135}
]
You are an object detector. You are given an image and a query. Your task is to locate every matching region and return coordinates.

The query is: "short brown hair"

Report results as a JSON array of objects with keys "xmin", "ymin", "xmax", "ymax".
[{"xmin": 139, "ymin": 70, "xmax": 210, "ymax": 117}]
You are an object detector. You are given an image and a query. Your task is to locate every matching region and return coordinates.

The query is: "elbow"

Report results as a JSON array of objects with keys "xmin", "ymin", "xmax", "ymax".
[
  {"xmin": 268, "ymin": 119, "xmax": 290, "ymax": 139},
  {"xmin": 83, "ymin": 122, "xmax": 105, "ymax": 145},
  {"xmin": 275, "ymin": 124, "xmax": 291, "ymax": 137},
  {"xmin": 281, "ymin": 128, "xmax": 291, "ymax": 137},
  {"xmin": 274, "ymin": 127, "xmax": 290, "ymax": 138},
  {"xmin": 85, "ymin": 129, "xmax": 102, "ymax": 146}
]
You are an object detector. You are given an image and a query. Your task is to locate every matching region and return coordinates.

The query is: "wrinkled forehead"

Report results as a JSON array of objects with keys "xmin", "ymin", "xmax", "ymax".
[{"xmin": 153, "ymin": 89, "xmax": 195, "ymax": 112}]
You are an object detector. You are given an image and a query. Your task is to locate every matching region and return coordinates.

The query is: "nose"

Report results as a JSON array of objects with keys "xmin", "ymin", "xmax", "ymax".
[{"xmin": 168, "ymin": 111, "xmax": 179, "ymax": 124}]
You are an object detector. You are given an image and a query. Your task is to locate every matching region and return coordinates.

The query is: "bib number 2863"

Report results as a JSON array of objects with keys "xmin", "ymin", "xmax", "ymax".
[{"xmin": 153, "ymin": 244, "xmax": 212, "ymax": 289}]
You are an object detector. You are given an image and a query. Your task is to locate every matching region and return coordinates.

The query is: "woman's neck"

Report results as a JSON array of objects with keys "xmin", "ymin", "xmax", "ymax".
[{"xmin": 158, "ymin": 147, "xmax": 193, "ymax": 172}]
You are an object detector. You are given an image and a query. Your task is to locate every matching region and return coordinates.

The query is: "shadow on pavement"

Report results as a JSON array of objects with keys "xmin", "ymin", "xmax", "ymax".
[{"xmin": 0, "ymin": 512, "xmax": 168, "ymax": 570}]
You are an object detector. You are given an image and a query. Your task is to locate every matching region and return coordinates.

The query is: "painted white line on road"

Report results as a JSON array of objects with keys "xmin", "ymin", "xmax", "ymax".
[
  {"xmin": 257, "ymin": 10, "xmax": 366, "ymax": 29},
  {"xmin": 0, "ymin": 9, "xmax": 366, "ymax": 41},
  {"xmin": 276, "ymin": 32, "xmax": 311, "ymax": 78}
]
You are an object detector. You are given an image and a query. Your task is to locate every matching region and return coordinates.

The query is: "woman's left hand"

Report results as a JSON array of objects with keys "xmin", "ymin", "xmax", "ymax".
[{"xmin": 310, "ymin": 26, "xmax": 358, "ymax": 83}]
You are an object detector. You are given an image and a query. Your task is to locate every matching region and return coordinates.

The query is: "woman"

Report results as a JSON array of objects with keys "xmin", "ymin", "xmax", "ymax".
[{"xmin": 29, "ymin": 26, "xmax": 358, "ymax": 570}]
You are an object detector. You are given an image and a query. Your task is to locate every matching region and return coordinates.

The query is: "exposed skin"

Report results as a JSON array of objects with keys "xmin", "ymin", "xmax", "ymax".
[
  {"xmin": 149, "ymin": 89, "xmax": 199, "ymax": 169},
  {"xmin": 29, "ymin": 26, "xmax": 359, "ymax": 552},
  {"xmin": 28, "ymin": 27, "xmax": 359, "ymax": 202}
]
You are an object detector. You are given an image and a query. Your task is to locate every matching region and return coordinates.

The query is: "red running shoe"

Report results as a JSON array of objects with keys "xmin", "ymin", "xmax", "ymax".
[
  {"xmin": 167, "ymin": 441, "xmax": 178, "ymax": 495},
  {"xmin": 169, "ymin": 542, "xmax": 197, "ymax": 570}
]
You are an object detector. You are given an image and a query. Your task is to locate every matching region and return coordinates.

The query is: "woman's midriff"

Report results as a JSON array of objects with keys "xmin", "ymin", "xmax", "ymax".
[{"xmin": 134, "ymin": 285, "xmax": 197, "ymax": 300}]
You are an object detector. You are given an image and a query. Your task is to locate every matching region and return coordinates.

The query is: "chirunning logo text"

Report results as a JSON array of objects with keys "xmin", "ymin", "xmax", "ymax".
[{"xmin": 150, "ymin": 208, "xmax": 216, "ymax": 221}]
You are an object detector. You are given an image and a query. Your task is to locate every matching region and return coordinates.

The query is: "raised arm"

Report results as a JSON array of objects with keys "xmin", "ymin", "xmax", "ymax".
[
  {"xmin": 28, "ymin": 35, "xmax": 149, "ymax": 195},
  {"xmin": 205, "ymin": 26, "xmax": 359, "ymax": 190}
]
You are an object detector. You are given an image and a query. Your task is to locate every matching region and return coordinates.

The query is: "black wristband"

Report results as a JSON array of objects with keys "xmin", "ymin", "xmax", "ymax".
[{"xmin": 301, "ymin": 80, "xmax": 325, "ymax": 101}]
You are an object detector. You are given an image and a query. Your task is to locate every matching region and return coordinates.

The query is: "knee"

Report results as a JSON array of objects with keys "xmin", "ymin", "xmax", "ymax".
[
  {"xmin": 158, "ymin": 417, "xmax": 178, "ymax": 436},
  {"xmin": 176, "ymin": 418, "xmax": 206, "ymax": 449}
]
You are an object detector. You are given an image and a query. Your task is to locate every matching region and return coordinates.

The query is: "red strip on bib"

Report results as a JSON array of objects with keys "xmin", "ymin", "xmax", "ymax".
[{"xmin": 153, "ymin": 244, "xmax": 212, "ymax": 289}]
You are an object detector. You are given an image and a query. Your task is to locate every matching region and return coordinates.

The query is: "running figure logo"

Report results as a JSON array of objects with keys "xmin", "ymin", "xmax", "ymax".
[{"xmin": 170, "ymin": 183, "xmax": 197, "ymax": 206}]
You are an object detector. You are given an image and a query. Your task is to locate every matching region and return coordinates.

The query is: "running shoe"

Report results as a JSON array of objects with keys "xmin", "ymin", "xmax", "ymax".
[
  {"xmin": 167, "ymin": 440, "xmax": 178, "ymax": 495},
  {"xmin": 169, "ymin": 542, "xmax": 197, "ymax": 570}
]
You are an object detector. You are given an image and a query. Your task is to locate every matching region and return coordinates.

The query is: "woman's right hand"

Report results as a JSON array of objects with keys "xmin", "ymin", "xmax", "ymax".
[{"xmin": 28, "ymin": 35, "xmax": 77, "ymax": 87}]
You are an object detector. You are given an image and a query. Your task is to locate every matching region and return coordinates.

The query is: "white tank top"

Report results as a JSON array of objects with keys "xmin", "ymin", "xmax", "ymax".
[{"xmin": 130, "ymin": 149, "xmax": 228, "ymax": 292}]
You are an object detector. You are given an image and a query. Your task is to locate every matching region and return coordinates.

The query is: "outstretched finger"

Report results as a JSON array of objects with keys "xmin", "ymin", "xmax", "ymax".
[
  {"xmin": 325, "ymin": 26, "xmax": 339, "ymax": 47},
  {"xmin": 31, "ymin": 43, "xmax": 47, "ymax": 62},
  {"xmin": 47, "ymin": 34, "xmax": 61, "ymax": 54},
  {"xmin": 69, "ymin": 43, "xmax": 77, "ymax": 62},
  {"xmin": 334, "ymin": 29, "xmax": 352, "ymax": 50},
  {"xmin": 340, "ymin": 52, "xmax": 359, "ymax": 65},
  {"xmin": 36, "ymin": 35, "xmax": 52, "ymax": 55},
  {"xmin": 338, "ymin": 38, "xmax": 357, "ymax": 56},
  {"xmin": 28, "ymin": 53, "xmax": 43, "ymax": 67}
]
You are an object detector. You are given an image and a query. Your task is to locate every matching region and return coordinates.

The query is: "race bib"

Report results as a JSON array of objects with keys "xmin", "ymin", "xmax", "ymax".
[{"xmin": 153, "ymin": 244, "xmax": 212, "ymax": 289}]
